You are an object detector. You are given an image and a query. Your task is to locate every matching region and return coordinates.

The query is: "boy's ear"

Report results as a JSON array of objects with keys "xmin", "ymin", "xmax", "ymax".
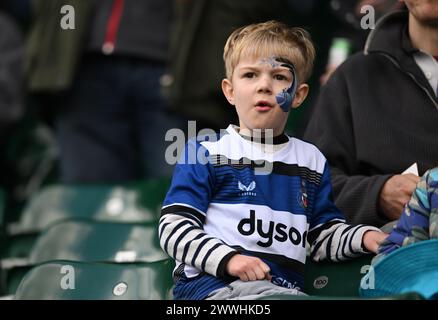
[
  {"xmin": 221, "ymin": 78, "xmax": 235, "ymax": 105},
  {"xmin": 291, "ymin": 84, "xmax": 309, "ymax": 109}
]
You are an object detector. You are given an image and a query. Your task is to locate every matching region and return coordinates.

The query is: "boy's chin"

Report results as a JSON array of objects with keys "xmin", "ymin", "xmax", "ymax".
[
  {"xmin": 255, "ymin": 123, "xmax": 286, "ymax": 135},
  {"xmin": 245, "ymin": 127, "xmax": 278, "ymax": 136}
]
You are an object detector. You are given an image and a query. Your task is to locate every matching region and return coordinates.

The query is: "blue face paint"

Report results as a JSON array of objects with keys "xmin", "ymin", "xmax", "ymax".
[{"xmin": 274, "ymin": 57, "xmax": 298, "ymax": 112}]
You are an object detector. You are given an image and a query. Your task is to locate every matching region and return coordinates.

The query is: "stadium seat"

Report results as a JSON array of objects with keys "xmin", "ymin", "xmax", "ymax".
[
  {"xmin": 304, "ymin": 255, "xmax": 373, "ymax": 297},
  {"xmin": 1, "ymin": 264, "xmax": 30, "ymax": 297},
  {"xmin": 0, "ymin": 189, "xmax": 6, "ymax": 255},
  {"xmin": 1, "ymin": 219, "xmax": 167, "ymax": 295},
  {"xmin": 0, "ymin": 234, "xmax": 36, "ymax": 259},
  {"xmin": 1, "ymin": 178, "xmax": 170, "ymax": 259},
  {"xmin": 14, "ymin": 259, "xmax": 174, "ymax": 300},
  {"xmin": 28, "ymin": 219, "xmax": 167, "ymax": 263},
  {"xmin": 8, "ymin": 178, "xmax": 171, "ymax": 235}
]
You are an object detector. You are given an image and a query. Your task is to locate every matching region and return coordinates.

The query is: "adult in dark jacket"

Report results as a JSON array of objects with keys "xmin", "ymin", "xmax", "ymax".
[{"xmin": 304, "ymin": 1, "xmax": 438, "ymax": 227}]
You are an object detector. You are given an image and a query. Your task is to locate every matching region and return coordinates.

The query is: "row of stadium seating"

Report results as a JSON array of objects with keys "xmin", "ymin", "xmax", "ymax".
[
  {"xmin": 0, "ymin": 180, "xmax": 424, "ymax": 300},
  {"xmin": 0, "ymin": 179, "xmax": 175, "ymax": 299}
]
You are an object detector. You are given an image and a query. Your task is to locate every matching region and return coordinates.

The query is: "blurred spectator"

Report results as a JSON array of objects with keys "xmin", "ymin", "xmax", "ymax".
[
  {"xmin": 0, "ymin": 0, "xmax": 31, "ymax": 30},
  {"xmin": 26, "ymin": 0, "xmax": 179, "ymax": 183},
  {"xmin": 320, "ymin": 0, "xmax": 403, "ymax": 85},
  {"xmin": 0, "ymin": 11, "xmax": 25, "ymax": 188}
]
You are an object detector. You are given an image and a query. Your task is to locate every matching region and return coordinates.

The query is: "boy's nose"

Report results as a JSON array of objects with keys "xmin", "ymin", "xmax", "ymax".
[{"xmin": 256, "ymin": 76, "xmax": 272, "ymax": 94}]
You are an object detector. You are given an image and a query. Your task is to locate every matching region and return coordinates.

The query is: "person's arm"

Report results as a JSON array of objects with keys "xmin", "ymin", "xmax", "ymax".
[
  {"xmin": 159, "ymin": 209, "xmax": 237, "ymax": 277},
  {"xmin": 330, "ymin": 168, "xmax": 393, "ymax": 225},
  {"xmin": 307, "ymin": 162, "xmax": 385, "ymax": 261},
  {"xmin": 158, "ymin": 140, "xmax": 237, "ymax": 277},
  {"xmin": 159, "ymin": 171, "xmax": 271, "ymax": 281},
  {"xmin": 377, "ymin": 173, "xmax": 420, "ymax": 220},
  {"xmin": 378, "ymin": 169, "xmax": 435, "ymax": 256},
  {"xmin": 331, "ymin": 169, "xmax": 420, "ymax": 223},
  {"xmin": 309, "ymin": 220, "xmax": 383, "ymax": 262},
  {"xmin": 304, "ymin": 67, "xmax": 393, "ymax": 226}
]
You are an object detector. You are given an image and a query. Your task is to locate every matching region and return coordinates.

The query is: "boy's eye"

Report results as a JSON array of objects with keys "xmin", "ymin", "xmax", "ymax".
[
  {"xmin": 243, "ymin": 72, "xmax": 256, "ymax": 78},
  {"xmin": 274, "ymin": 74, "xmax": 289, "ymax": 81}
]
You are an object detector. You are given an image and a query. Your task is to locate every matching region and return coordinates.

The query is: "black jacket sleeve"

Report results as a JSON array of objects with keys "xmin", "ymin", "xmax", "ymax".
[{"xmin": 303, "ymin": 68, "xmax": 392, "ymax": 227}]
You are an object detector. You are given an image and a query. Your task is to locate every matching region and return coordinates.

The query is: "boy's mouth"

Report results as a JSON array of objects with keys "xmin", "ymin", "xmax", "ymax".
[{"xmin": 255, "ymin": 100, "xmax": 273, "ymax": 111}]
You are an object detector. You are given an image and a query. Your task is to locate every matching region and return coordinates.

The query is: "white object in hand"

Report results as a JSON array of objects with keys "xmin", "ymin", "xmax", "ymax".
[{"xmin": 402, "ymin": 163, "xmax": 419, "ymax": 176}]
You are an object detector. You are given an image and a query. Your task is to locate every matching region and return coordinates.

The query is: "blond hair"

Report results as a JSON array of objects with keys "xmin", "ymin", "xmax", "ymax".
[{"xmin": 223, "ymin": 21, "xmax": 315, "ymax": 84}]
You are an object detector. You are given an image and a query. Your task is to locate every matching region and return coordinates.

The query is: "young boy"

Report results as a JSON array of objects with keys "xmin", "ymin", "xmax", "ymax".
[{"xmin": 159, "ymin": 21, "xmax": 386, "ymax": 300}]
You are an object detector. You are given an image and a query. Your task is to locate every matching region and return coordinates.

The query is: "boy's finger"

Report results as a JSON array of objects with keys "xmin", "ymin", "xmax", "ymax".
[
  {"xmin": 259, "ymin": 262, "xmax": 272, "ymax": 280},
  {"xmin": 240, "ymin": 272, "xmax": 249, "ymax": 282},
  {"xmin": 255, "ymin": 266, "xmax": 268, "ymax": 280},
  {"xmin": 260, "ymin": 262, "xmax": 270, "ymax": 274},
  {"xmin": 246, "ymin": 269, "xmax": 258, "ymax": 281}
]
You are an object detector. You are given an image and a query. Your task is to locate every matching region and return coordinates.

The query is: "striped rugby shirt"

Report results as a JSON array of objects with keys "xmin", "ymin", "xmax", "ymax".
[{"xmin": 159, "ymin": 125, "xmax": 379, "ymax": 300}]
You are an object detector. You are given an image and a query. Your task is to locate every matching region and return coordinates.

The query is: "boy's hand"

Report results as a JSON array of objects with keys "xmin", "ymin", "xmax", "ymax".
[
  {"xmin": 362, "ymin": 230, "xmax": 388, "ymax": 253},
  {"xmin": 226, "ymin": 254, "xmax": 272, "ymax": 281}
]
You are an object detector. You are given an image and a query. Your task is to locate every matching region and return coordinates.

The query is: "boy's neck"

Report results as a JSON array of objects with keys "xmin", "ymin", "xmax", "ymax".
[{"xmin": 238, "ymin": 129, "xmax": 288, "ymax": 145}]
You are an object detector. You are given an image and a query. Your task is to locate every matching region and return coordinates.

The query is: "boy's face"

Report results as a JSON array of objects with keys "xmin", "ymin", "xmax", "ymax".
[{"xmin": 222, "ymin": 55, "xmax": 295, "ymax": 136}]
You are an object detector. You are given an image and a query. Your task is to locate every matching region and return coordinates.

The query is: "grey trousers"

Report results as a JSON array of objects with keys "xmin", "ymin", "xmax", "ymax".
[{"xmin": 206, "ymin": 279, "xmax": 306, "ymax": 300}]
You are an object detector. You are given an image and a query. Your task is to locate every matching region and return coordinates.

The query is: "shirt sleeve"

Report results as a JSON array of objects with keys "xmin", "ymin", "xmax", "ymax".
[
  {"xmin": 159, "ymin": 139, "xmax": 237, "ymax": 277},
  {"xmin": 307, "ymin": 162, "xmax": 381, "ymax": 262}
]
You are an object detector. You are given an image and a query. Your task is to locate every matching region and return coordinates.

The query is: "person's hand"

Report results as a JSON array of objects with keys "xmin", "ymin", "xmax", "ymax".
[
  {"xmin": 362, "ymin": 230, "xmax": 388, "ymax": 253},
  {"xmin": 226, "ymin": 254, "xmax": 271, "ymax": 281},
  {"xmin": 378, "ymin": 174, "xmax": 420, "ymax": 220}
]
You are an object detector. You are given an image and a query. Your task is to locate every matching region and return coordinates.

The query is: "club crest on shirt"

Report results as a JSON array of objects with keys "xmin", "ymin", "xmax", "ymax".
[
  {"xmin": 298, "ymin": 179, "xmax": 308, "ymax": 209},
  {"xmin": 238, "ymin": 180, "xmax": 257, "ymax": 196}
]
